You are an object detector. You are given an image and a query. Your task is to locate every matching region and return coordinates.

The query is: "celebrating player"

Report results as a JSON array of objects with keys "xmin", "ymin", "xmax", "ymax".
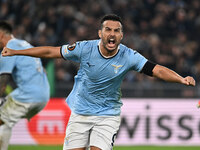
[{"xmin": 1, "ymin": 14, "xmax": 195, "ymax": 150}]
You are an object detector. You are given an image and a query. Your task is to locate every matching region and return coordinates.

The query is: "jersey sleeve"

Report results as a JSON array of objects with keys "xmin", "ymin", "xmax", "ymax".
[
  {"xmin": 129, "ymin": 49, "xmax": 148, "ymax": 72},
  {"xmin": 60, "ymin": 41, "xmax": 87, "ymax": 63},
  {"xmin": 0, "ymin": 39, "xmax": 33, "ymax": 75},
  {"xmin": 0, "ymin": 54, "xmax": 16, "ymax": 75}
]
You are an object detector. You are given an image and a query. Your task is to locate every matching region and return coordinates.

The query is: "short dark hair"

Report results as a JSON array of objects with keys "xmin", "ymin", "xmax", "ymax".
[
  {"xmin": 100, "ymin": 14, "xmax": 123, "ymax": 30},
  {"xmin": 0, "ymin": 21, "xmax": 13, "ymax": 34}
]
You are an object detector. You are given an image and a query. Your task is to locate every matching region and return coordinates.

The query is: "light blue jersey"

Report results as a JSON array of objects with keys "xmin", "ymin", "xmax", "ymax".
[
  {"xmin": 0, "ymin": 38, "xmax": 50, "ymax": 103},
  {"xmin": 61, "ymin": 39, "xmax": 147, "ymax": 116}
]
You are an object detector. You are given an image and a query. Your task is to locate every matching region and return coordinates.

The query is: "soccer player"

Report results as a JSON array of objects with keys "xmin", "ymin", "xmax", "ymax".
[
  {"xmin": 1, "ymin": 14, "xmax": 195, "ymax": 150},
  {"xmin": 0, "ymin": 21, "xmax": 50, "ymax": 150}
]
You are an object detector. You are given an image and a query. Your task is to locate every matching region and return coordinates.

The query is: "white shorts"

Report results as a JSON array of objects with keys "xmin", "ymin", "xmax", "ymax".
[
  {"xmin": 0, "ymin": 95, "xmax": 47, "ymax": 128},
  {"xmin": 63, "ymin": 112, "xmax": 121, "ymax": 150}
]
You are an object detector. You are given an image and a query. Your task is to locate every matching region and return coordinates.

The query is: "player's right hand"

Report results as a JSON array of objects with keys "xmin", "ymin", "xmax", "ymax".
[{"xmin": 1, "ymin": 47, "xmax": 15, "ymax": 56}]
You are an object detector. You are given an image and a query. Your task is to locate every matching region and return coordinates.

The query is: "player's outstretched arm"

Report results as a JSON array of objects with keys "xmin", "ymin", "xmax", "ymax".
[
  {"xmin": 1, "ymin": 46, "xmax": 62, "ymax": 58},
  {"xmin": 152, "ymin": 64, "xmax": 196, "ymax": 86}
]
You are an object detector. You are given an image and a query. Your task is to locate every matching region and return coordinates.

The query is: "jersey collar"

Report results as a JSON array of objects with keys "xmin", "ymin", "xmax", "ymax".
[{"xmin": 98, "ymin": 40, "xmax": 120, "ymax": 59}]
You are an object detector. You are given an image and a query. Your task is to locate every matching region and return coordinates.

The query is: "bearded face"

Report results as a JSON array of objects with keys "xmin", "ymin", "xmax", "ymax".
[{"xmin": 99, "ymin": 20, "xmax": 123, "ymax": 53}]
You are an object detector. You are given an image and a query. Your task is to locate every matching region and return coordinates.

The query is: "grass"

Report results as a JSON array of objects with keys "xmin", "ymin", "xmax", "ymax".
[{"xmin": 8, "ymin": 145, "xmax": 200, "ymax": 150}]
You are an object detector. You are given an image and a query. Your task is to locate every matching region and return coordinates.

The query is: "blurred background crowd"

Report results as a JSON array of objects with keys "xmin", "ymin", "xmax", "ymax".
[{"xmin": 1, "ymin": 0, "xmax": 200, "ymax": 97}]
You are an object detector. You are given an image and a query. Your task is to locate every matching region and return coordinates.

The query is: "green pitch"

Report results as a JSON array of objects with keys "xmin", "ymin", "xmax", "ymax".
[{"xmin": 8, "ymin": 145, "xmax": 200, "ymax": 150}]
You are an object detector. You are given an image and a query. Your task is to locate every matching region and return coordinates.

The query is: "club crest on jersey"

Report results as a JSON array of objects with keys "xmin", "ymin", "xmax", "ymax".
[
  {"xmin": 67, "ymin": 43, "xmax": 76, "ymax": 51},
  {"xmin": 111, "ymin": 64, "xmax": 123, "ymax": 73}
]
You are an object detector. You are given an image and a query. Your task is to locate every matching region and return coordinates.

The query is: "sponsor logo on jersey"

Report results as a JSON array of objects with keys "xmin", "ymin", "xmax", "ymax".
[
  {"xmin": 86, "ymin": 62, "xmax": 95, "ymax": 67},
  {"xmin": 111, "ymin": 64, "xmax": 123, "ymax": 73}
]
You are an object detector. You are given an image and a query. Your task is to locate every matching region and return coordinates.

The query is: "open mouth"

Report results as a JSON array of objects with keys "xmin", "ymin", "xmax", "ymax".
[{"xmin": 107, "ymin": 38, "xmax": 116, "ymax": 48}]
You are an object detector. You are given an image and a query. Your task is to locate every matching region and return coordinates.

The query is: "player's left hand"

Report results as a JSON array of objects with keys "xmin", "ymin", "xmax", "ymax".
[{"xmin": 181, "ymin": 76, "xmax": 196, "ymax": 86}]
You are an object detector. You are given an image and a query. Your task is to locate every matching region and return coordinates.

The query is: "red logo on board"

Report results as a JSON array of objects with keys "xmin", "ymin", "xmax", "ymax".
[{"xmin": 27, "ymin": 98, "xmax": 71, "ymax": 145}]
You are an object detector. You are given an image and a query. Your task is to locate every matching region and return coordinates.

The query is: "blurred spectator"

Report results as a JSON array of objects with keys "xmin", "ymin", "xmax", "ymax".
[
  {"xmin": 54, "ymin": 59, "xmax": 78, "ymax": 82},
  {"xmin": 1, "ymin": 0, "xmax": 200, "ymax": 97}
]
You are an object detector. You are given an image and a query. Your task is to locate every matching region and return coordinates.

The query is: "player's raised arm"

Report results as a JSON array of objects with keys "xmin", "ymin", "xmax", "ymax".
[
  {"xmin": 152, "ymin": 64, "xmax": 196, "ymax": 86},
  {"xmin": 1, "ymin": 46, "xmax": 62, "ymax": 58}
]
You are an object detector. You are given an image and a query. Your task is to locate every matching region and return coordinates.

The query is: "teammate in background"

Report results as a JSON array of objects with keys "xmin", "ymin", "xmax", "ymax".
[
  {"xmin": 1, "ymin": 14, "xmax": 195, "ymax": 150},
  {"xmin": 0, "ymin": 21, "xmax": 50, "ymax": 150}
]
